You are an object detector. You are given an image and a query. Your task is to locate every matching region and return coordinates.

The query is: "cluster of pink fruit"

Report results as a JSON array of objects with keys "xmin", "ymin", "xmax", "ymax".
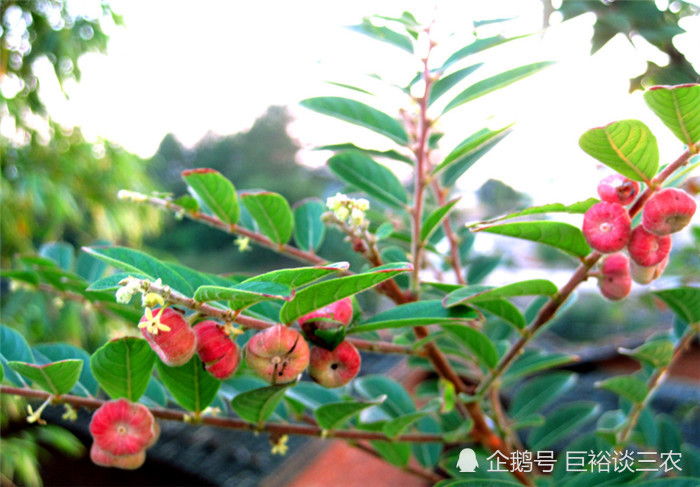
[{"xmin": 582, "ymin": 174, "xmax": 696, "ymax": 300}]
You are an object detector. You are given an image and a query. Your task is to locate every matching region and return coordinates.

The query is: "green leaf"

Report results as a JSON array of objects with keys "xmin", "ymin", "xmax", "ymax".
[
  {"xmin": 328, "ymin": 152, "xmax": 408, "ymax": 209},
  {"xmin": 348, "ymin": 20, "xmax": 413, "ymax": 53},
  {"xmin": 466, "ymin": 255, "xmax": 502, "ymax": 285},
  {"xmin": 596, "ymin": 375, "xmax": 647, "ymax": 403},
  {"xmin": 644, "ymin": 84, "xmax": 700, "ymax": 147},
  {"xmin": 440, "ymin": 34, "xmax": 530, "ymax": 71},
  {"xmin": 653, "ymin": 286, "xmax": 700, "ymax": 324},
  {"xmin": 382, "ymin": 411, "xmax": 428, "ymax": 438},
  {"xmin": 1, "ymin": 325, "xmax": 35, "ymax": 387},
  {"xmin": 231, "ymin": 384, "xmax": 289, "ymax": 425},
  {"xmin": 443, "ymin": 62, "xmax": 553, "ymax": 113},
  {"xmin": 473, "ymin": 299, "xmax": 526, "ymax": 330},
  {"xmin": 351, "ymin": 300, "xmax": 478, "ymax": 334},
  {"xmin": 285, "ymin": 381, "xmax": 341, "ymax": 410},
  {"xmin": 86, "ymin": 271, "xmax": 150, "ymax": 291},
  {"xmin": 39, "ymin": 242, "xmax": 74, "ymax": 271},
  {"xmin": 421, "ymin": 198, "xmax": 461, "ymax": 242},
  {"xmin": 9, "ymin": 360, "xmax": 83, "ymax": 396},
  {"xmin": 579, "ymin": 119, "xmax": 659, "ymax": 182},
  {"xmin": 434, "ymin": 126, "xmax": 513, "ymax": 177},
  {"xmin": 528, "ymin": 402, "xmax": 599, "ymax": 450},
  {"xmin": 194, "ymin": 281, "xmax": 294, "ymax": 309},
  {"xmin": 509, "ymin": 372, "xmax": 577, "ymax": 419},
  {"xmin": 466, "ymin": 198, "xmax": 600, "ymax": 229},
  {"xmin": 293, "ymin": 199, "xmax": 326, "ymax": 252},
  {"xmin": 371, "ymin": 438, "xmax": 411, "ymax": 467},
  {"xmin": 503, "ymin": 350, "xmax": 578, "ymax": 383},
  {"xmin": 300, "ymin": 97, "xmax": 409, "ymax": 145},
  {"xmin": 619, "ymin": 340, "xmax": 674, "ymax": 368},
  {"xmin": 240, "ymin": 192, "xmax": 293, "ymax": 245},
  {"xmin": 90, "ymin": 337, "xmax": 156, "ymax": 401},
  {"xmin": 316, "ymin": 143, "xmax": 413, "ymax": 164},
  {"xmin": 173, "ymin": 194, "xmax": 199, "ymax": 212},
  {"xmin": 442, "ymin": 324, "xmax": 499, "ymax": 369},
  {"xmin": 656, "ymin": 414, "xmax": 682, "ymax": 454},
  {"xmin": 33, "ymin": 343, "xmax": 98, "ymax": 397},
  {"xmin": 244, "ymin": 262, "xmax": 349, "ymax": 288},
  {"xmin": 142, "ymin": 377, "xmax": 168, "ymax": 408},
  {"xmin": 444, "ymin": 279, "xmax": 558, "ymax": 307},
  {"xmin": 182, "ymin": 168, "xmax": 239, "ymax": 224},
  {"xmin": 429, "ymin": 64, "xmax": 483, "ymax": 106},
  {"xmin": 280, "ymin": 263, "xmax": 412, "ymax": 324},
  {"xmin": 157, "ymin": 356, "xmax": 221, "ymax": 413},
  {"xmin": 412, "ymin": 416, "xmax": 441, "ymax": 468},
  {"xmin": 354, "ymin": 375, "xmax": 415, "ymax": 417},
  {"xmin": 315, "ymin": 398, "xmax": 384, "ymax": 431},
  {"xmin": 477, "ymin": 221, "xmax": 591, "ymax": 258}
]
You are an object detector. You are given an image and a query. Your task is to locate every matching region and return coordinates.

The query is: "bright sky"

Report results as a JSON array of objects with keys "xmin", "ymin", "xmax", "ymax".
[{"xmin": 49, "ymin": 0, "xmax": 700, "ymax": 206}]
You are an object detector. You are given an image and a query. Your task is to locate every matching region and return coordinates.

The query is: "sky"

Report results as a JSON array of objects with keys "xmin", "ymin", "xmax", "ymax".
[{"xmin": 41, "ymin": 0, "xmax": 700, "ymax": 208}]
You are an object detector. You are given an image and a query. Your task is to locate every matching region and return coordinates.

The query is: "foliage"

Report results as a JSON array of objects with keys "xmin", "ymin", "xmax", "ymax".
[{"xmin": 1, "ymin": 7, "xmax": 699, "ymax": 487}]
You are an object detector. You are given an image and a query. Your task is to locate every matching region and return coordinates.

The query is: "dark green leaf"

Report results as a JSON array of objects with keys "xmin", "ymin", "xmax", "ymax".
[
  {"xmin": 1, "ymin": 325, "xmax": 35, "ymax": 387},
  {"xmin": 300, "ymin": 97, "xmax": 409, "ymax": 145},
  {"xmin": 644, "ymin": 84, "xmax": 700, "ymax": 146},
  {"xmin": 33, "ymin": 343, "xmax": 98, "ymax": 397},
  {"xmin": 596, "ymin": 375, "xmax": 648, "ymax": 403},
  {"xmin": 656, "ymin": 414, "xmax": 682, "ymax": 454},
  {"xmin": 293, "ymin": 199, "xmax": 326, "ymax": 252},
  {"xmin": 444, "ymin": 279, "xmax": 558, "ymax": 307},
  {"xmin": 142, "ymin": 377, "xmax": 168, "ymax": 408},
  {"xmin": 653, "ymin": 286, "xmax": 700, "ymax": 325},
  {"xmin": 429, "ymin": 64, "xmax": 483, "ymax": 106},
  {"xmin": 443, "ymin": 62, "xmax": 554, "ymax": 113},
  {"xmin": 231, "ymin": 384, "xmax": 289, "ymax": 425},
  {"xmin": 466, "ymin": 255, "xmax": 501, "ymax": 284},
  {"xmin": 509, "ymin": 372, "xmax": 577, "ymax": 419},
  {"xmin": 503, "ymin": 350, "xmax": 578, "ymax": 383},
  {"xmin": 9, "ymin": 360, "xmax": 82, "ymax": 395},
  {"xmin": 354, "ymin": 375, "xmax": 415, "ymax": 418},
  {"xmin": 382, "ymin": 411, "xmax": 428, "ymax": 438},
  {"xmin": 528, "ymin": 402, "xmax": 599, "ymax": 450},
  {"xmin": 280, "ymin": 263, "xmax": 412, "ymax": 324},
  {"xmin": 351, "ymin": 300, "xmax": 478, "ymax": 334},
  {"xmin": 442, "ymin": 324, "xmax": 498, "ymax": 369},
  {"xmin": 579, "ymin": 119, "xmax": 659, "ymax": 182},
  {"xmin": 328, "ymin": 152, "xmax": 408, "ymax": 209},
  {"xmin": 477, "ymin": 221, "xmax": 591, "ymax": 258},
  {"xmin": 241, "ymin": 192, "xmax": 294, "ymax": 245},
  {"xmin": 412, "ymin": 416, "xmax": 441, "ymax": 468},
  {"xmin": 421, "ymin": 198, "xmax": 461, "ymax": 242},
  {"xmin": 315, "ymin": 398, "xmax": 384, "ymax": 430},
  {"xmin": 157, "ymin": 356, "xmax": 221, "ymax": 413},
  {"xmin": 39, "ymin": 242, "xmax": 74, "ymax": 271},
  {"xmin": 182, "ymin": 168, "xmax": 239, "ymax": 224},
  {"xmin": 90, "ymin": 337, "xmax": 156, "ymax": 401},
  {"xmin": 285, "ymin": 381, "xmax": 341, "ymax": 410}
]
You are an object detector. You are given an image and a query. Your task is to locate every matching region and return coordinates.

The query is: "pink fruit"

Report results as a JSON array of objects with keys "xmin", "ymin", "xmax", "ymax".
[
  {"xmin": 89, "ymin": 399, "xmax": 155, "ymax": 457},
  {"xmin": 582, "ymin": 202, "xmax": 631, "ymax": 253},
  {"xmin": 597, "ymin": 174, "xmax": 641, "ymax": 205},
  {"xmin": 628, "ymin": 226, "xmax": 672, "ymax": 267},
  {"xmin": 244, "ymin": 325, "xmax": 310, "ymax": 384},
  {"xmin": 298, "ymin": 298, "xmax": 353, "ymax": 349},
  {"xmin": 308, "ymin": 340, "xmax": 361, "ymax": 388},
  {"xmin": 90, "ymin": 443, "xmax": 146, "ymax": 470},
  {"xmin": 598, "ymin": 253, "xmax": 632, "ymax": 301},
  {"xmin": 140, "ymin": 308, "xmax": 197, "ymax": 367},
  {"xmin": 194, "ymin": 321, "xmax": 241, "ymax": 380},
  {"xmin": 642, "ymin": 187, "xmax": 696, "ymax": 236},
  {"xmin": 630, "ymin": 256, "xmax": 668, "ymax": 285}
]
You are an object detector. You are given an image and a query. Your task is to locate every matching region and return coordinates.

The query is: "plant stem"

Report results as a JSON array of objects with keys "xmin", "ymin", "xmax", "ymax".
[
  {"xmin": 0, "ymin": 386, "xmax": 446, "ymax": 444},
  {"xmin": 616, "ymin": 326, "xmax": 698, "ymax": 448},
  {"xmin": 431, "ymin": 180, "xmax": 466, "ymax": 284},
  {"xmin": 476, "ymin": 149, "xmax": 695, "ymax": 397}
]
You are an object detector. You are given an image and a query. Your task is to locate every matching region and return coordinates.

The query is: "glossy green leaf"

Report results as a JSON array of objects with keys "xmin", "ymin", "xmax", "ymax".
[
  {"xmin": 382, "ymin": 411, "xmax": 428, "ymax": 438},
  {"xmin": 467, "ymin": 198, "xmax": 600, "ymax": 229},
  {"xmin": 300, "ymin": 97, "xmax": 409, "ymax": 145},
  {"xmin": 182, "ymin": 168, "xmax": 239, "ymax": 224},
  {"xmin": 240, "ymin": 192, "xmax": 293, "ymax": 245},
  {"xmin": 509, "ymin": 372, "xmax": 577, "ymax": 419},
  {"xmin": 315, "ymin": 398, "xmax": 384, "ymax": 431},
  {"xmin": 473, "ymin": 299, "xmax": 526, "ymax": 330},
  {"xmin": 579, "ymin": 119, "xmax": 659, "ymax": 182},
  {"xmin": 351, "ymin": 300, "xmax": 478, "ymax": 334},
  {"xmin": 348, "ymin": 20, "xmax": 413, "ymax": 53},
  {"xmin": 653, "ymin": 286, "xmax": 700, "ymax": 324},
  {"xmin": 33, "ymin": 343, "xmax": 98, "ymax": 397},
  {"xmin": 444, "ymin": 279, "xmax": 558, "ymax": 307},
  {"xmin": 440, "ymin": 34, "xmax": 530, "ymax": 71},
  {"xmin": 644, "ymin": 84, "xmax": 700, "ymax": 146},
  {"xmin": 528, "ymin": 402, "xmax": 599, "ymax": 451},
  {"xmin": 428, "ymin": 64, "xmax": 483, "ymax": 106},
  {"xmin": 477, "ymin": 221, "xmax": 591, "ymax": 258},
  {"xmin": 354, "ymin": 375, "xmax": 416, "ymax": 417},
  {"xmin": 157, "ymin": 356, "xmax": 221, "ymax": 413},
  {"xmin": 443, "ymin": 62, "xmax": 553, "ymax": 113},
  {"xmin": 328, "ymin": 152, "xmax": 408, "ymax": 209},
  {"xmin": 442, "ymin": 324, "xmax": 499, "ymax": 369},
  {"xmin": 90, "ymin": 337, "xmax": 156, "ymax": 401},
  {"xmin": 503, "ymin": 350, "xmax": 578, "ymax": 383},
  {"xmin": 619, "ymin": 340, "xmax": 674, "ymax": 368},
  {"xmin": 9, "ymin": 360, "xmax": 82, "ymax": 395},
  {"xmin": 596, "ymin": 375, "xmax": 647, "ymax": 403},
  {"xmin": 372, "ymin": 438, "xmax": 411, "ymax": 467},
  {"xmin": 244, "ymin": 262, "xmax": 349, "ymax": 288},
  {"xmin": 421, "ymin": 198, "xmax": 461, "ymax": 242},
  {"xmin": 194, "ymin": 281, "xmax": 293, "ymax": 309},
  {"xmin": 1, "ymin": 325, "xmax": 35, "ymax": 387},
  {"xmin": 434, "ymin": 126, "xmax": 513, "ymax": 177},
  {"xmin": 231, "ymin": 384, "xmax": 289, "ymax": 425},
  {"xmin": 293, "ymin": 199, "xmax": 326, "ymax": 252},
  {"xmin": 280, "ymin": 263, "xmax": 412, "ymax": 324},
  {"xmin": 39, "ymin": 242, "xmax": 74, "ymax": 271},
  {"xmin": 316, "ymin": 143, "xmax": 413, "ymax": 164},
  {"xmin": 173, "ymin": 194, "xmax": 199, "ymax": 212}
]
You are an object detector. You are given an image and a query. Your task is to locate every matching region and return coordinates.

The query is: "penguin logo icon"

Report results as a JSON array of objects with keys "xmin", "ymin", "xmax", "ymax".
[{"xmin": 456, "ymin": 448, "xmax": 479, "ymax": 473}]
